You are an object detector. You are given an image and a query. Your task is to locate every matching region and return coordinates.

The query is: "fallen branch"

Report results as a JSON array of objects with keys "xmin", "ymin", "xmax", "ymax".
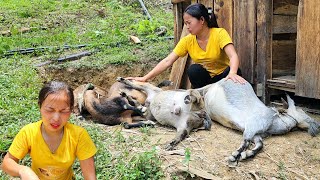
[
  {"xmin": 4, "ymin": 44, "xmax": 88, "ymax": 57},
  {"xmin": 2, "ymin": 36, "xmax": 174, "ymax": 57},
  {"xmin": 162, "ymin": 149, "xmax": 185, "ymax": 156},
  {"xmin": 34, "ymin": 51, "xmax": 93, "ymax": 67}
]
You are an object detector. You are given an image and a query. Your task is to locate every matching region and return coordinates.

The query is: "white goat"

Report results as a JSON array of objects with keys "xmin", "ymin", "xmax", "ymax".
[
  {"xmin": 118, "ymin": 77, "xmax": 212, "ymax": 150},
  {"xmin": 197, "ymin": 78, "xmax": 320, "ymax": 165}
]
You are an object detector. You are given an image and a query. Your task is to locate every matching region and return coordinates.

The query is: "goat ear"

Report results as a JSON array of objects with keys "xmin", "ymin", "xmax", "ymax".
[
  {"xmin": 184, "ymin": 95, "xmax": 191, "ymax": 104},
  {"xmin": 281, "ymin": 97, "xmax": 289, "ymax": 109},
  {"xmin": 285, "ymin": 94, "xmax": 296, "ymax": 110}
]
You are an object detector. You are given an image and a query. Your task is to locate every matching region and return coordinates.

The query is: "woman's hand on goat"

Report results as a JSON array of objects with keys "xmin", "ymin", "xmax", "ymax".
[
  {"xmin": 126, "ymin": 76, "xmax": 147, "ymax": 82},
  {"xmin": 226, "ymin": 73, "xmax": 246, "ymax": 84}
]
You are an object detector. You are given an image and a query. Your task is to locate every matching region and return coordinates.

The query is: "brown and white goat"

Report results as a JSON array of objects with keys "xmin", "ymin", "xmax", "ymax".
[{"xmin": 73, "ymin": 80, "xmax": 171, "ymax": 127}]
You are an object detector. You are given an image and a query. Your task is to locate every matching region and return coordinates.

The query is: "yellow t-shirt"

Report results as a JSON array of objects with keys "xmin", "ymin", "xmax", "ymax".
[
  {"xmin": 173, "ymin": 28, "xmax": 232, "ymax": 77},
  {"xmin": 9, "ymin": 120, "xmax": 97, "ymax": 180}
]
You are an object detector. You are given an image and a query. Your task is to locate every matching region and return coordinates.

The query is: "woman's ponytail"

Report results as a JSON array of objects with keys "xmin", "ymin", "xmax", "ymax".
[
  {"xmin": 207, "ymin": 7, "xmax": 219, "ymax": 28},
  {"xmin": 184, "ymin": 3, "xmax": 219, "ymax": 28}
]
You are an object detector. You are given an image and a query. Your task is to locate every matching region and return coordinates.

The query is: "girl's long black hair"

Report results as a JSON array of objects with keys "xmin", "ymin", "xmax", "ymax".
[{"xmin": 184, "ymin": 3, "xmax": 219, "ymax": 28}]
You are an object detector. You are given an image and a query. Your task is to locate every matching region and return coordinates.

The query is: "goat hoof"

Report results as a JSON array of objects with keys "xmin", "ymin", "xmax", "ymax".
[
  {"xmin": 142, "ymin": 120, "xmax": 155, "ymax": 128},
  {"xmin": 227, "ymin": 159, "xmax": 238, "ymax": 167},
  {"xmin": 141, "ymin": 107, "xmax": 147, "ymax": 113},
  {"xmin": 120, "ymin": 91, "xmax": 126, "ymax": 97},
  {"xmin": 123, "ymin": 122, "xmax": 130, "ymax": 129},
  {"xmin": 165, "ymin": 144, "xmax": 174, "ymax": 151},
  {"xmin": 143, "ymin": 124, "xmax": 155, "ymax": 128},
  {"xmin": 231, "ymin": 151, "xmax": 240, "ymax": 157},
  {"xmin": 85, "ymin": 83, "xmax": 94, "ymax": 90},
  {"xmin": 228, "ymin": 155, "xmax": 236, "ymax": 162},
  {"xmin": 239, "ymin": 152, "xmax": 247, "ymax": 161},
  {"xmin": 76, "ymin": 115, "xmax": 85, "ymax": 121},
  {"xmin": 117, "ymin": 77, "xmax": 124, "ymax": 82}
]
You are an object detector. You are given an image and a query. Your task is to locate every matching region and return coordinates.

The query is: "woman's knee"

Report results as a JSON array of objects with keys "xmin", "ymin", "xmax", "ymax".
[{"xmin": 187, "ymin": 64, "xmax": 211, "ymax": 88}]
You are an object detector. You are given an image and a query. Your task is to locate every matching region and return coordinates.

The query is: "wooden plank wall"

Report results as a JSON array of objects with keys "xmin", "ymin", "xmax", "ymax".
[
  {"xmin": 232, "ymin": 0, "xmax": 256, "ymax": 84},
  {"xmin": 272, "ymin": 0, "xmax": 298, "ymax": 77},
  {"xmin": 295, "ymin": 0, "xmax": 320, "ymax": 98}
]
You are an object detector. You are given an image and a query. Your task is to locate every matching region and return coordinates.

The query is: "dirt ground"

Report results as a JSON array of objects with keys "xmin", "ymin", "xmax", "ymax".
[{"xmin": 43, "ymin": 63, "xmax": 320, "ymax": 179}]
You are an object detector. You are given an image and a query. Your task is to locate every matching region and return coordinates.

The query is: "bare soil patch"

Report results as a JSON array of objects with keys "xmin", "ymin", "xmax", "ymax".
[
  {"xmin": 40, "ymin": 61, "xmax": 171, "ymax": 90},
  {"xmin": 41, "ymin": 63, "xmax": 320, "ymax": 179}
]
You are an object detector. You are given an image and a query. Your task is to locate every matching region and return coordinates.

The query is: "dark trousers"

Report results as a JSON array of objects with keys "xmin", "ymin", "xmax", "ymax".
[{"xmin": 187, "ymin": 64, "xmax": 242, "ymax": 88}]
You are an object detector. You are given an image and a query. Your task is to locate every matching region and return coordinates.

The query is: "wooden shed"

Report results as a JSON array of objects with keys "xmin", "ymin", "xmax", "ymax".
[{"xmin": 169, "ymin": 0, "xmax": 320, "ymax": 103}]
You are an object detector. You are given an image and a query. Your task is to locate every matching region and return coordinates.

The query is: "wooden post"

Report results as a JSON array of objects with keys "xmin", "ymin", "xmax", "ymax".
[
  {"xmin": 173, "ymin": 1, "xmax": 191, "ymax": 45},
  {"xmin": 214, "ymin": 0, "xmax": 232, "ymax": 36},
  {"xmin": 169, "ymin": 26, "xmax": 191, "ymax": 89},
  {"xmin": 295, "ymin": 0, "xmax": 320, "ymax": 99},
  {"xmin": 256, "ymin": 0, "xmax": 272, "ymax": 104},
  {"xmin": 233, "ymin": 0, "xmax": 256, "ymax": 84}
]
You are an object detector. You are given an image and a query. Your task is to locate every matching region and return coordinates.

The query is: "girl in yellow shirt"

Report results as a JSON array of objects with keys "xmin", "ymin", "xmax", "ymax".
[
  {"xmin": 1, "ymin": 81, "xmax": 97, "ymax": 180},
  {"xmin": 128, "ymin": 3, "xmax": 246, "ymax": 88}
]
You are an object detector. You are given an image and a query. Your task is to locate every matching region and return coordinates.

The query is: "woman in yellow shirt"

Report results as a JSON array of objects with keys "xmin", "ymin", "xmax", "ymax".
[
  {"xmin": 1, "ymin": 81, "xmax": 97, "ymax": 180},
  {"xmin": 128, "ymin": 3, "xmax": 246, "ymax": 88}
]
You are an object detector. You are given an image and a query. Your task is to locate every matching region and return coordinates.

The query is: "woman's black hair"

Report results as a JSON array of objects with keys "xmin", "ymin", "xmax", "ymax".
[
  {"xmin": 184, "ymin": 3, "xmax": 219, "ymax": 28},
  {"xmin": 38, "ymin": 81, "xmax": 74, "ymax": 110}
]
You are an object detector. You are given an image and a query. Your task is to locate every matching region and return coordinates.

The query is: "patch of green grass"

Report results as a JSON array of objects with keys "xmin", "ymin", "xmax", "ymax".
[
  {"xmin": 0, "ymin": 0, "xmax": 173, "ymax": 65},
  {"xmin": 0, "ymin": 56, "xmax": 41, "ymax": 140},
  {"xmin": 0, "ymin": 56, "xmax": 42, "ymax": 178},
  {"xmin": 277, "ymin": 161, "xmax": 288, "ymax": 180},
  {"xmin": 72, "ymin": 119, "xmax": 164, "ymax": 179}
]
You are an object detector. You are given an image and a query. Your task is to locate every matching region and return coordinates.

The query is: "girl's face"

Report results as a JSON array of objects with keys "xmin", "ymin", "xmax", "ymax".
[
  {"xmin": 40, "ymin": 90, "xmax": 71, "ymax": 133},
  {"xmin": 183, "ymin": 13, "xmax": 204, "ymax": 35}
]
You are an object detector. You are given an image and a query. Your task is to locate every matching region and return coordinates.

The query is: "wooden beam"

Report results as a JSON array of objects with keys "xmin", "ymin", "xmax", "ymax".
[
  {"xmin": 273, "ymin": 15, "xmax": 297, "ymax": 34},
  {"xmin": 273, "ymin": 0, "xmax": 298, "ymax": 15},
  {"xmin": 172, "ymin": 0, "xmax": 189, "ymax": 4}
]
